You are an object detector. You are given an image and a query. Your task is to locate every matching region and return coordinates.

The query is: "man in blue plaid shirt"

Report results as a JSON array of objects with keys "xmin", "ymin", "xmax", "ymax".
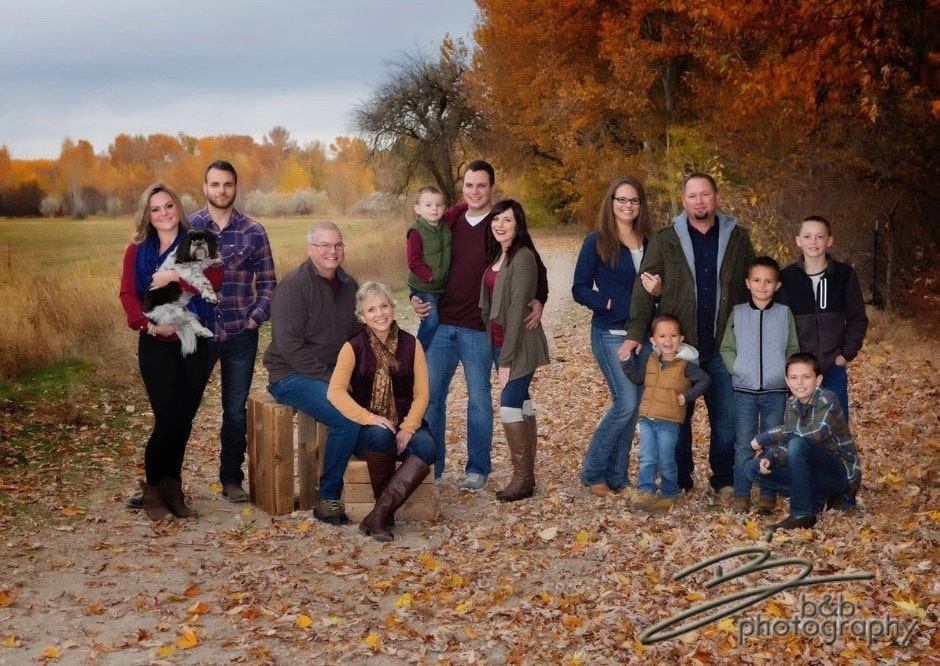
[{"xmin": 190, "ymin": 160, "xmax": 277, "ymax": 502}]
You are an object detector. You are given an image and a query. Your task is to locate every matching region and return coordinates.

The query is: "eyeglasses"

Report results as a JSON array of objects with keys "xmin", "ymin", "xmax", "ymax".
[
  {"xmin": 612, "ymin": 196, "xmax": 641, "ymax": 206},
  {"xmin": 308, "ymin": 242, "xmax": 346, "ymax": 251}
]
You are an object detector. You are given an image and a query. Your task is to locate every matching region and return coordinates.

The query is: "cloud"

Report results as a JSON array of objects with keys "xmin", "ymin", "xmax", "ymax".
[{"xmin": 0, "ymin": 0, "xmax": 478, "ymax": 158}]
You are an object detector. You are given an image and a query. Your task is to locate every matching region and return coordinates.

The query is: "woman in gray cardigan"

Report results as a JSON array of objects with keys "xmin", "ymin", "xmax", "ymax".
[{"xmin": 479, "ymin": 199, "xmax": 550, "ymax": 501}]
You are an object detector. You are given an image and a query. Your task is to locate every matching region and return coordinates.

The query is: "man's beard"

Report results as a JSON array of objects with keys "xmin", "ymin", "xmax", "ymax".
[
  {"xmin": 208, "ymin": 193, "xmax": 235, "ymax": 210},
  {"xmin": 692, "ymin": 211, "xmax": 711, "ymax": 221}
]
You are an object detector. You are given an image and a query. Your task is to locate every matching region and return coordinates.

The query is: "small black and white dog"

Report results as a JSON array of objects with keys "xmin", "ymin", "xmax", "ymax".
[{"xmin": 142, "ymin": 228, "xmax": 222, "ymax": 357}]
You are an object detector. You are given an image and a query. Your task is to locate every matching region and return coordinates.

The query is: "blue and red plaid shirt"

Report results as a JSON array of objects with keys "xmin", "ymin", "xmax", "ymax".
[{"xmin": 190, "ymin": 208, "xmax": 277, "ymax": 341}]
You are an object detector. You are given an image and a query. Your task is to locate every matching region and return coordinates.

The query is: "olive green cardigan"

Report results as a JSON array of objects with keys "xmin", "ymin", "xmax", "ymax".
[{"xmin": 479, "ymin": 246, "xmax": 550, "ymax": 380}]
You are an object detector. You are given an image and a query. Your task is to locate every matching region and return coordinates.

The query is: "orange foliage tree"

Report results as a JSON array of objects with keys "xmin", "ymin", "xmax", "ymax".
[{"xmin": 473, "ymin": 0, "xmax": 939, "ymax": 223}]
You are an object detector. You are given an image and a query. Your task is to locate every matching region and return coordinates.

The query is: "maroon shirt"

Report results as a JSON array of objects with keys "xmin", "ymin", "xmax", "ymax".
[{"xmin": 439, "ymin": 210, "xmax": 493, "ymax": 330}]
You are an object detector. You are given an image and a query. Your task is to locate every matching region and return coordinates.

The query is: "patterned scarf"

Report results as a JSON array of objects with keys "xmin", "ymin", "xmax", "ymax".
[{"xmin": 367, "ymin": 322, "xmax": 400, "ymax": 427}]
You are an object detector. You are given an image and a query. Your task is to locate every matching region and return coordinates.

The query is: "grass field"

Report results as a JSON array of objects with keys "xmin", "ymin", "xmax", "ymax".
[{"xmin": 0, "ymin": 214, "xmax": 411, "ymax": 380}]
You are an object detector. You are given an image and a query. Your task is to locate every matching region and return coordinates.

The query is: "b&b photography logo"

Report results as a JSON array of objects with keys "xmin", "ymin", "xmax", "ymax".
[{"xmin": 639, "ymin": 544, "xmax": 919, "ymax": 647}]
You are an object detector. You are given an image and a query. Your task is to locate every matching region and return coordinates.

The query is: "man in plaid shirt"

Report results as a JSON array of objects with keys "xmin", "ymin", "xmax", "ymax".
[{"xmin": 190, "ymin": 160, "xmax": 277, "ymax": 502}]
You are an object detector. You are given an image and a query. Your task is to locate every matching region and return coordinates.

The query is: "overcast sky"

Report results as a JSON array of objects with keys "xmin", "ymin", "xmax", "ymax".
[{"xmin": 0, "ymin": 0, "xmax": 480, "ymax": 159}]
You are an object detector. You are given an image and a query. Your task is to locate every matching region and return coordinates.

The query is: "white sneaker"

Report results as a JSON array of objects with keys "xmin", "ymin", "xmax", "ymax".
[{"xmin": 459, "ymin": 473, "xmax": 487, "ymax": 492}]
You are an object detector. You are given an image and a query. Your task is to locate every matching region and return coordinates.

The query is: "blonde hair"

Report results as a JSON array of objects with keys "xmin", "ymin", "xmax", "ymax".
[
  {"xmin": 355, "ymin": 281, "xmax": 396, "ymax": 321},
  {"xmin": 132, "ymin": 183, "xmax": 190, "ymax": 244}
]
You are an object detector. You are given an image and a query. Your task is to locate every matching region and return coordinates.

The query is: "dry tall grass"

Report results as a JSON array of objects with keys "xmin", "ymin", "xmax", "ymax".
[{"xmin": 0, "ymin": 215, "xmax": 410, "ymax": 380}]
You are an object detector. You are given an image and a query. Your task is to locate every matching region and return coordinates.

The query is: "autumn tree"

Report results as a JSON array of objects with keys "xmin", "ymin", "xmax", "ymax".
[
  {"xmin": 325, "ymin": 136, "xmax": 375, "ymax": 214},
  {"xmin": 352, "ymin": 38, "xmax": 483, "ymax": 203}
]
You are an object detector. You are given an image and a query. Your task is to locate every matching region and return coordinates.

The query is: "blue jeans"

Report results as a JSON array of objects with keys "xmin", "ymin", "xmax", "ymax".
[
  {"xmin": 413, "ymin": 291, "xmax": 440, "ymax": 352},
  {"xmin": 425, "ymin": 324, "xmax": 493, "ymax": 479},
  {"xmin": 744, "ymin": 436, "xmax": 849, "ymax": 516},
  {"xmin": 208, "ymin": 327, "xmax": 259, "ymax": 485},
  {"xmin": 637, "ymin": 417, "xmax": 680, "ymax": 498},
  {"xmin": 822, "ymin": 364, "xmax": 849, "ymax": 419},
  {"xmin": 580, "ymin": 328, "xmax": 646, "ymax": 490},
  {"xmin": 491, "ymin": 346, "xmax": 533, "ymax": 409},
  {"xmin": 676, "ymin": 349, "xmax": 736, "ymax": 491},
  {"xmin": 353, "ymin": 424, "xmax": 437, "ymax": 466},
  {"xmin": 733, "ymin": 390, "xmax": 786, "ymax": 499},
  {"xmin": 267, "ymin": 372, "xmax": 361, "ymax": 501}
]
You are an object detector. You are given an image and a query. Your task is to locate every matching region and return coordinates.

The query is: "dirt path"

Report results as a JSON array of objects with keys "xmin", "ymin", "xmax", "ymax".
[{"xmin": 1, "ymin": 233, "xmax": 936, "ymax": 665}]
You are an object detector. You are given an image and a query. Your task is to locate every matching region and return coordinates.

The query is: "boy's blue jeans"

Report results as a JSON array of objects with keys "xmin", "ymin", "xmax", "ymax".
[
  {"xmin": 637, "ymin": 417, "xmax": 681, "ymax": 498},
  {"xmin": 732, "ymin": 390, "xmax": 786, "ymax": 499},
  {"xmin": 822, "ymin": 364, "xmax": 849, "ymax": 419},
  {"xmin": 413, "ymin": 291, "xmax": 440, "ymax": 352},
  {"xmin": 744, "ymin": 435, "xmax": 849, "ymax": 516}
]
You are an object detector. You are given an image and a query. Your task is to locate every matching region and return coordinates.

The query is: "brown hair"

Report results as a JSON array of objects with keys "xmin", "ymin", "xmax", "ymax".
[{"xmin": 596, "ymin": 176, "xmax": 652, "ymax": 268}]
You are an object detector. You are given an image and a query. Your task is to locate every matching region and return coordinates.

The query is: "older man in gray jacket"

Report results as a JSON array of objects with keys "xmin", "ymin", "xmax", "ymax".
[{"xmin": 264, "ymin": 221, "xmax": 362, "ymax": 525}]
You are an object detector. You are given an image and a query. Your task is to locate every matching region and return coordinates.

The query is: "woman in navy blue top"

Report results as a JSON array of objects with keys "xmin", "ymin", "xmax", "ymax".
[{"xmin": 572, "ymin": 176, "xmax": 653, "ymax": 496}]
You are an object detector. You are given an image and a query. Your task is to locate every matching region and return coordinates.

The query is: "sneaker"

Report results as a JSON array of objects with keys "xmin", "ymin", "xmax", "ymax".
[
  {"xmin": 769, "ymin": 514, "xmax": 817, "ymax": 531},
  {"xmin": 459, "ymin": 473, "xmax": 487, "ymax": 492},
  {"xmin": 222, "ymin": 483, "xmax": 249, "ymax": 503},
  {"xmin": 731, "ymin": 496, "xmax": 750, "ymax": 513},
  {"xmin": 314, "ymin": 499, "xmax": 348, "ymax": 525}
]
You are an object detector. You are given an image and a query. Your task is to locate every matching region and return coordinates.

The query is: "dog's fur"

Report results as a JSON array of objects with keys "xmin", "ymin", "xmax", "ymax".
[{"xmin": 142, "ymin": 228, "xmax": 222, "ymax": 357}]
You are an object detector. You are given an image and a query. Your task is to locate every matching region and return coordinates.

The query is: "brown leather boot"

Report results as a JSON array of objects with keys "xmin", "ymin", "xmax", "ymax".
[
  {"xmin": 365, "ymin": 450, "xmax": 398, "ymax": 529},
  {"xmin": 496, "ymin": 421, "xmax": 534, "ymax": 502},
  {"xmin": 157, "ymin": 477, "xmax": 196, "ymax": 518},
  {"xmin": 524, "ymin": 412, "xmax": 537, "ymax": 487},
  {"xmin": 359, "ymin": 456, "xmax": 430, "ymax": 542},
  {"xmin": 140, "ymin": 479, "xmax": 173, "ymax": 521}
]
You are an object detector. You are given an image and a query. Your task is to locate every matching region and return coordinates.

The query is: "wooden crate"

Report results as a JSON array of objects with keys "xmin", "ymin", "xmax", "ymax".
[
  {"xmin": 341, "ymin": 460, "xmax": 437, "ymax": 522},
  {"xmin": 246, "ymin": 392, "xmax": 326, "ymax": 515}
]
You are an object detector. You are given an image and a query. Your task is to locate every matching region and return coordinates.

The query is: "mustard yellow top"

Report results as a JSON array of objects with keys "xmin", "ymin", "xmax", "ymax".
[{"xmin": 327, "ymin": 338, "xmax": 430, "ymax": 434}]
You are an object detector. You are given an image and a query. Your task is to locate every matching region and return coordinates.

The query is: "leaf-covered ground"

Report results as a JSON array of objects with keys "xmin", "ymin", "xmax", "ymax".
[{"xmin": 1, "ymin": 234, "xmax": 937, "ymax": 665}]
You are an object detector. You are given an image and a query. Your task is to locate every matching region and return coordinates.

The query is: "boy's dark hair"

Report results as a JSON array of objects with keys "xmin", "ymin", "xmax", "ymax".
[
  {"xmin": 205, "ymin": 159, "xmax": 238, "ymax": 184},
  {"xmin": 415, "ymin": 185, "xmax": 444, "ymax": 203},
  {"xmin": 786, "ymin": 352, "xmax": 821, "ymax": 376},
  {"xmin": 749, "ymin": 255, "xmax": 781, "ymax": 278},
  {"xmin": 800, "ymin": 214, "xmax": 831, "ymax": 234},
  {"xmin": 682, "ymin": 171, "xmax": 718, "ymax": 193},
  {"xmin": 465, "ymin": 160, "xmax": 495, "ymax": 186},
  {"xmin": 651, "ymin": 313, "xmax": 682, "ymax": 335}
]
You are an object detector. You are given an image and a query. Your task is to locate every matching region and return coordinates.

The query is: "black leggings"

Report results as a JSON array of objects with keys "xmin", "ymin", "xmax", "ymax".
[{"xmin": 138, "ymin": 334, "xmax": 212, "ymax": 484}]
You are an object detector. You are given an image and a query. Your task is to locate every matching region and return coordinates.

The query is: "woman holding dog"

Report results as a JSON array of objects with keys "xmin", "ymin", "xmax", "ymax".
[
  {"xmin": 326, "ymin": 281, "xmax": 436, "ymax": 542},
  {"xmin": 119, "ymin": 183, "xmax": 222, "ymax": 520}
]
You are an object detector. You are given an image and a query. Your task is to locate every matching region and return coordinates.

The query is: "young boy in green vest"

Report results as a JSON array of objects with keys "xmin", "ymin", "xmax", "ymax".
[{"xmin": 406, "ymin": 186, "xmax": 451, "ymax": 351}]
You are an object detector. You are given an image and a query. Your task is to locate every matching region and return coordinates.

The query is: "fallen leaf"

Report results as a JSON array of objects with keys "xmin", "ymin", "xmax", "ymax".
[
  {"xmin": 175, "ymin": 627, "xmax": 198, "ymax": 649},
  {"xmin": 364, "ymin": 633, "xmax": 382, "ymax": 651},
  {"xmin": 295, "ymin": 614, "xmax": 312, "ymax": 629},
  {"xmin": 393, "ymin": 593, "xmax": 413, "ymax": 608},
  {"xmin": 539, "ymin": 526, "xmax": 558, "ymax": 540},
  {"xmin": 893, "ymin": 600, "xmax": 927, "ymax": 618}
]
